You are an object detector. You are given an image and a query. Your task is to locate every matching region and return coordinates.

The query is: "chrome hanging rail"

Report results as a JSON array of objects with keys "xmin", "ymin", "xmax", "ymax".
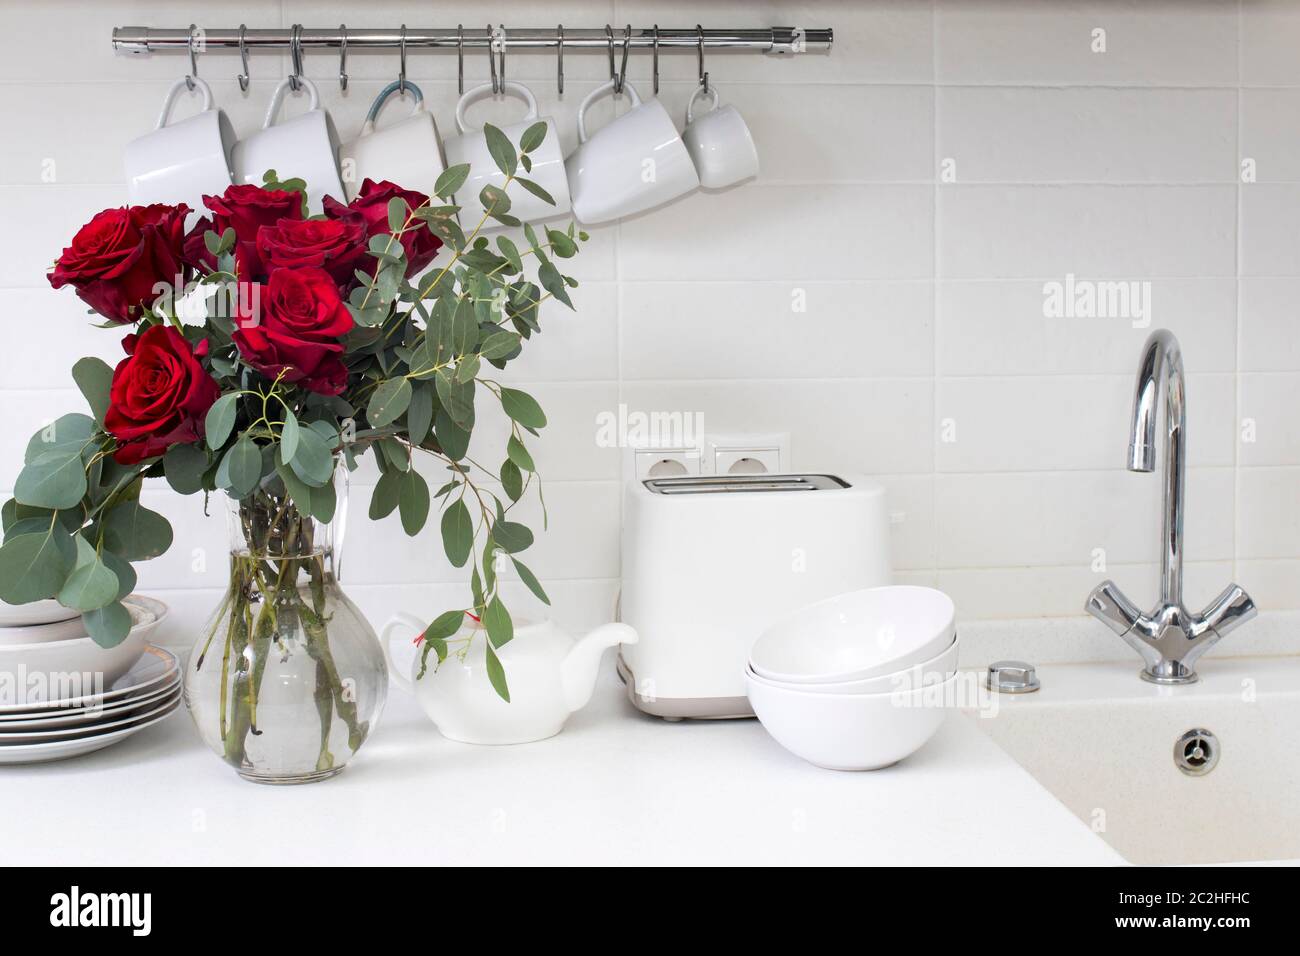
[{"xmin": 112, "ymin": 25, "xmax": 832, "ymax": 57}]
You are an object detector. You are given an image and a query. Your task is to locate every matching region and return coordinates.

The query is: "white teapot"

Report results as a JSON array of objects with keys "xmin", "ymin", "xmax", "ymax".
[{"xmin": 381, "ymin": 613, "xmax": 637, "ymax": 745}]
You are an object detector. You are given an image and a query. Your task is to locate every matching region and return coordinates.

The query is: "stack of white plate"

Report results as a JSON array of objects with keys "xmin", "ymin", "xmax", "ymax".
[
  {"xmin": 0, "ymin": 596, "xmax": 178, "ymax": 764},
  {"xmin": 744, "ymin": 586, "xmax": 959, "ymax": 771}
]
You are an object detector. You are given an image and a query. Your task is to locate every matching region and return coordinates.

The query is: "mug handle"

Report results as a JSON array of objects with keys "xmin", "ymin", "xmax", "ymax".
[
  {"xmin": 360, "ymin": 80, "xmax": 425, "ymax": 137},
  {"xmin": 686, "ymin": 85, "xmax": 720, "ymax": 125},
  {"xmin": 379, "ymin": 612, "xmax": 426, "ymax": 694},
  {"xmin": 263, "ymin": 76, "xmax": 321, "ymax": 130},
  {"xmin": 455, "ymin": 80, "xmax": 539, "ymax": 134},
  {"xmin": 576, "ymin": 79, "xmax": 641, "ymax": 144},
  {"xmin": 154, "ymin": 76, "xmax": 214, "ymax": 130}
]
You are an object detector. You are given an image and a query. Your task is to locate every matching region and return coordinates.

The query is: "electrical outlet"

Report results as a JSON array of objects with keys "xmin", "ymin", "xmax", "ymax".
[
  {"xmin": 703, "ymin": 432, "xmax": 791, "ymax": 475},
  {"xmin": 625, "ymin": 446, "xmax": 703, "ymax": 481}
]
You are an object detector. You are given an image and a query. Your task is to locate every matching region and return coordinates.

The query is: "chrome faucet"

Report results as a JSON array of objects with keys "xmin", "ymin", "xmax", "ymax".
[{"xmin": 1085, "ymin": 329, "xmax": 1256, "ymax": 684}]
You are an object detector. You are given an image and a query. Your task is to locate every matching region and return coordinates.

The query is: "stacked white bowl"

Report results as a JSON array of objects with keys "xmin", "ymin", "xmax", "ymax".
[
  {"xmin": 744, "ymin": 585, "xmax": 958, "ymax": 771},
  {"xmin": 0, "ymin": 595, "xmax": 179, "ymax": 764}
]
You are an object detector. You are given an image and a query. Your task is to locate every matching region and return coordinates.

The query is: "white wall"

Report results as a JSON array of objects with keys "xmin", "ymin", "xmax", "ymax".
[{"xmin": 2, "ymin": 1, "xmax": 1298, "ymax": 645}]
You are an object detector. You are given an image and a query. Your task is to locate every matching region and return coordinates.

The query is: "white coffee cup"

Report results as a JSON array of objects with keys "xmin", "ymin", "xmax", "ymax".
[
  {"xmin": 442, "ymin": 81, "xmax": 571, "ymax": 230},
  {"xmin": 124, "ymin": 77, "xmax": 234, "ymax": 217},
  {"xmin": 682, "ymin": 86, "xmax": 759, "ymax": 189},
  {"xmin": 231, "ymin": 77, "xmax": 345, "ymax": 212},
  {"xmin": 564, "ymin": 80, "xmax": 699, "ymax": 225},
  {"xmin": 339, "ymin": 80, "xmax": 447, "ymax": 201}
]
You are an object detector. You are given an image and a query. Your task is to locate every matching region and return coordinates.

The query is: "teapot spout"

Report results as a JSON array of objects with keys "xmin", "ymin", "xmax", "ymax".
[{"xmin": 561, "ymin": 623, "xmax": 638, "ymax": 713}]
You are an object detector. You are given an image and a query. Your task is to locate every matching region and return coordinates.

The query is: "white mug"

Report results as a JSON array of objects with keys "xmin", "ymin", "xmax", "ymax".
[
  {"xmin": 231, "ymin": 77, "xmax": 345, "ymax": 212},
  {"xmin": 338, "ymin": 80, "xmax": 447, "ymax": 201},
  {"xmin": 442, "ymin": 81, "xmax": 571, "ymax": 230},
  {"xmin": 124, "ymin": 77, "xmax": 234, "ymax": 218},
  {"xmin": 564, "ymin": 80, "xmax": 699, "ymax": 225},
  {"xmin": 682, "ymin": 86, "xmax": 759, "ymax": 189}
]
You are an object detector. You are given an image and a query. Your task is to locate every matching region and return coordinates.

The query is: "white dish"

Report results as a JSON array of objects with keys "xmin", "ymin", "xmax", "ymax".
[
  {"xmin": 0, "ymin": 697, "xmax": 180, "ymax": 765},
  {"xmin": 746, "ymin": 635, "xmax": 959, "ymax": 696},
  {"xmin": 0, "ymin": 676, "xmax": 180, "ymax": 729},
  {"xmin": 0, "ymin": 615, "xmax": 87, "ymax": 648},
  {"xmin": 749, "ymin": 585, "xmax": 956, "ymax": 684},
  {"xmin": 0, "ymin": 644, "xmax": 178, "ymax": 716},
  {"xmin": 745, "ymin": 670, "xmax": 954, "ymax": 771},
  {"xmin": 0, "ymin": 599, "xmax": 80, "ymax": 628},
  {"xmin": 0, "ymin": 600, "xmax": 171, "ymax": 712},
  {"xmin": 0, "ymin": 686, "xmax": 180, "ymax": 743}
]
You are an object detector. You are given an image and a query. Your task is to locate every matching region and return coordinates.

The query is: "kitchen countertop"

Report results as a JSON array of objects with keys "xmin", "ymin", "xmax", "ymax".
[{"xmin": 0, "ymin": 655, "xmax": 1122, "ymax": 866}]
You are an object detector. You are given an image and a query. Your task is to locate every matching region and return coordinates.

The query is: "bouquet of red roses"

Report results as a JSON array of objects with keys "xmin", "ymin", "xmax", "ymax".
[{"xmin": 1, "ymin": 123, "xmax": 583, "ymax": 733}]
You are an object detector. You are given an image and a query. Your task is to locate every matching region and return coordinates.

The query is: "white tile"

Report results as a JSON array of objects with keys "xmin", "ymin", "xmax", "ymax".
[
  {"xmin": 935, "ymin": 373, "xmax": 1236, "ymax": 472},
  {"xmin": 1241, "ymin": 185, "xmax": 1300, "ymax": 276},
  {"xmin": 935, "ymin": 468, "xmax": 1234, "ymax": 568},
  {"xmin": 496, "ymin": 282, "xmax": 619, "ymax": 383},
  {"xmin": 1240, "ymin": 278, "xmax": 1300, "ymax": 372},
  {"xmin": 343, "ymin": 480, "xmax": 620, "ymax": 585},
  {"xmin": 876, "ymin": 473, "xmax": 934, "ymax": 571},
  {"xmin": 1237, "ymin": 468, "xmax": 1300, "ymax": 560},
  {"xmin": 938, "ymin": 87, "xmax": 1235, "ymax": 183},
  {"xmin": 1241, "ymin": 90, "xmax": 1300, "ymax": 183},
  {"xmin": 1239, "ymin": 374, "xmax": 1300, "ymax": 466},
  {"xmin": 939, "ymin": 185, "xmax": 1236, "ymax": 279},
  {"xmin": 621, "ymin": 281, "xmax": 933, "ymax": 380},
  {"xmin": 640, "ymin": 82, "xmax": 934, "ymax": 184},
  {"xmin": 937, "ymin": 278, "xmax": 1236, "ymax": 375},
  {"xmin": 135, "ymin": 485, "xmax": 230, "ymax": 591},
  {"xmin": 0, "ymin": 289, "xmax": 127, "ymax": 388},
  {"xmin": 936, "ymin": 0, "xmax": 1237, "ymax": 86},
  {"xmin": 0, "ymin": 389, "xmax": 86, "ymax": 491},
  {"xmin": 619, "ymin": 185, "xmax": 934, "ymax": 281},
  {"xmin": 132, "ymin": 588, "xmax": 225, "ymax": 652},
  {"xmin": 0, "ymin": 185, "xmax": 128, "ymax": 288},
  {"xmin": 1235, "ymin": 561, "xmax": 1300, "ymax": 612},
  {"xmin": 938, "ymin": 560, "xmax": 1237, "ymax": 621},
  {"xmin": 620, "ymin": 379, "xmax": 934, "ymax": 475},
  {"xmin": 1241, "ymin": 0, "xmax": 1300, "ymax": 87}
]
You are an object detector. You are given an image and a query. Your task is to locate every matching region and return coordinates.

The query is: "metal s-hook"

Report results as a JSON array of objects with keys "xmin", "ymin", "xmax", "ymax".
[
  {"xmin": 457, "ymin": 24, "xmax": 465, "ymax": 95},
  {"xmin": 495, "ymin": 25, "xmax": 506, "ymax": 92},
  {"xmin": 338, "ymin": 25, "xmax": 348, "ymax": 90},
  {"xmin": 697, "ymin": 24, "xmax": 709, "ymax": 95},
  {"xmin": 556, "ymin": 25, "xmax": 564, "ymax": 95},
  {"xmin": 236, "ymin": 24, "xmax": 249, "ymax": 92},
  {"xmin": 652, "ymin": 24, "xmax": 660, "ymax": 95},
  {"xmin": 614, "ymin": 24, "xmax": 631, "ymax": 95},
  {"xmin": 605, "ymin": 24, "xmax": 615, "ymax": 85},
  {"xmin": 186, "ymin": 23, "xmax": 199, "ymax": 91},
  {"xmin": 487, "ymin": 23, "xmax": 499, "ymax": 94},
  {"xmin": 398, "ymin": 24, "xmax": 407, "ymax": 94},
  {"xmin": 288, "ymin": 24, "xmax": 303, "ymax": 92}
]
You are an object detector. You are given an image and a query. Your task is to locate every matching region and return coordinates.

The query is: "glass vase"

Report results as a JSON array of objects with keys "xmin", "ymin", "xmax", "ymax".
[{"xmin": 184, "ymin": 467, "xmax": 388, "ymax": 784}]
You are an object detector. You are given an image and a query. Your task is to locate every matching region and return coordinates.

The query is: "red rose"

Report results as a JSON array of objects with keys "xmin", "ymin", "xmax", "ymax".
[
  {"xmin": 255, "ymin": 215, "xmax": 369, "ymax": 289},
  {"xmin": 48, "ymin": 204, "xmax": 189, "ymax": 324},
  {"xmin": 233, "ymin": 267, "xmax": 354, "ymax": 395},
  {"xmin": 324, "ymin": 179, "xmax": 442, "ymax": 277},
  {"xmin": 183, "ymin": 184, "xmax": 305, "ymax": 278},
  {"xmin": 104, "ymin": 325, "xmax": 220, "ymax": 464}
]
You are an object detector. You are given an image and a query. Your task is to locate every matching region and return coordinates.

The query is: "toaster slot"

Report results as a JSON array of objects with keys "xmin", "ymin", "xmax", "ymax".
[{"xmin": 644, "ymin": 474, "xmax": 849, "ymax": 495}]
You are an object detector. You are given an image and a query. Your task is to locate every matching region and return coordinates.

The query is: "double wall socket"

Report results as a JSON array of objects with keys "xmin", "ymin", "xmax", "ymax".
[{"xmin": 625, "ymin": 432, "xmax": 791, "ymax": 481}]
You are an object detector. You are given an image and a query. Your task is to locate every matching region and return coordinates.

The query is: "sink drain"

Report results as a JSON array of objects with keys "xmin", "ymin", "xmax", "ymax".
[{"xmin": 1174, "ymin": 728, "xmax": 1219, "ymax": 776}]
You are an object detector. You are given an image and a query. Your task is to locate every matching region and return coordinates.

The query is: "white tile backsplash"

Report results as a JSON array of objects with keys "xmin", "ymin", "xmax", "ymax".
[{"xmin": 2, "ymin": 0, "xmax": 1299, "ymax": 628}]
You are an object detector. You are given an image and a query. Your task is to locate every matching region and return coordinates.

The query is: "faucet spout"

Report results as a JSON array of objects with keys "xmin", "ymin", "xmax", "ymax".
[{"xmin": 1085, "ymin": 330, "xmax": 1255, "ymax": 684}]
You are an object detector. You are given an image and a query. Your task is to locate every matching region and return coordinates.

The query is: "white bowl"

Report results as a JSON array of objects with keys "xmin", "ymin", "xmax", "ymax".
[
  {"xmin": 746, "ymin": 635, "xmax": 959, "ymax": 696},
  {"xmin": 0, "ymin": 595, "xmax": 167, "ymax": 705},
  {"xmin": 744, "ymin": 670, "xmax": 954, "ymax": 771},
  {"xmin": 749, "ymin": 585, "xmax": 956, "ymax": 684},
  {"xmin": 0, "ymin": 598, "xmax": 80, "ymax": 628},
  {"xmin": 0, "ymin": 615, "xmax": 87, "ymax": 648}
]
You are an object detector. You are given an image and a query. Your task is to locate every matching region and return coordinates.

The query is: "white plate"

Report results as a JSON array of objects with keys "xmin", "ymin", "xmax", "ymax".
[
  {"xmin": 0, "ymin": 698, "xmax": 180, "ymax": 765},
  {"xmin": 0, "ymin": 644, "xmax": 178, "ymax": 715},
  {"xmin": 0, "ymin": 615, "xmax": 87, "ymax": 647},
  {"xmin": 0, "ymin": 676, "xmax": 181, "ymax": 729},
  {"xmin": 0, "ymin": 598, "xmax": 80, "ymax": 628},
  {"xmin": 0, "ymin": 596, "xmax": 168, "ymax": 707},
  {"xmin": 0, "ymin": 686, "xmax": 181, "ymax": 743}
]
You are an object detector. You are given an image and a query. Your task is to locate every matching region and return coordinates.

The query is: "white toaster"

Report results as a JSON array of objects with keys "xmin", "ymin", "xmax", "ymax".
[{"xmin": 618, "ymin": 473, "xmax": 891, "ymax": 719}]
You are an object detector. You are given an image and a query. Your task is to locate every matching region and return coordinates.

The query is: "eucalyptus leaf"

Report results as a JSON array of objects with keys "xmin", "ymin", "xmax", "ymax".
[
  {"xmin": 56, "ymin": 549, "xmax": 119, "ymax": 612},
  {"xmin": 483, "ymin": 123, "xmax": 518, "ymax": 176},
  {"xmin": 500, "ymin": 459, "xmax": 523, "ymax": 501},
  {"xmin": 435, "ymin": 370, "xmax": 475, "ymax": 430},
  {"xmin": 519, "ymin": 121, "xmax": 548, "ymax": 154},
  {"xmin": 499, "ymin": 388, "xmax": 547, "ymax": 429},
  {"xmin": 434, "ymin": 163, "xmax": 472, "ymax": 199},
  {"xmin": 24, "ymin": 413, "xmax": 94, "ymax": 464},
  {"xmin": 485, "ymin": 641, "xmax": 510, "ymax": 702},
  {"xmin": 100, "ymin": 500, "xmax": 172, "ymax": 561},
  {"xmin": 14, "ymin": 448, "xmax": 87, "ymax": 510},
  {"xmin": 517, "ymin": 177, "xmax": 557, "ymax": 208},
  {"xmin": 368, "ymin": 471, "xmax": 400, "ymax": 520},
  {"xmin": 280, "ymin": 408, "xmax": 301, "ymax": 463},
  {"xmin": 163, "ymin": 443, "xmax": 208, "ymax": 495},
  {"xmin": 492, "ymin": 520, "xmax": 533, "ymax": 554},
  {"xmin": 288, "ymin": 428, "xmax": 334, "ymax": 487},
  {"xmin": 223, "ymin": 436, "xmax": 262, "ymax": 498},
  {"xmin": 0, "ymin": 529, "xmax": 75, "ymax": 604},
  {"xmin": 82, "ymin": 601, "xmax": 132, "ymax": 649},
  {"xmin": 440, "ymin": 499, "xmax": 473, "ymax": 567},
  {"xmin": 407, "ymin": 381, "xmax": 434, "ymax": 444},
  {"xmin": 482, "ymin": 594, "xmax": 513, "ymax": 648},
  {"xmin": 397, "ymin": 468, "xmax": 430, "ymax": 536},
  {"xmin": 434, "ymin": 410, "xmax": 470, "ymax": 461},
  {"xmin": 205, "ymin": 393, "xmax": 239, "ymax": 450},
  {"xmin": 507, "ymin": 434, "xmax": 535, "ymax": 472},
  {"xmin": 510, "ymin": 556, "xmax": 550, "ymax": 606},
  {"xmin": 71, "ymin": 357, "xmax": 114, "ymax": 425},
  {"xmin": 367, "ymin": 378, "xmax": 413, "ymax": 428},
  {"xmin": 479, "ymin": 331, "xmax": 521, "ymax": 360}
]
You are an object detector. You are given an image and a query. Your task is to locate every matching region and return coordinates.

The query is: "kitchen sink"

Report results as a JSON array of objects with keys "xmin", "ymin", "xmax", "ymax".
[{"xmin": 965, "ymin": 657, "xmax": 1300, "ymax": 865}]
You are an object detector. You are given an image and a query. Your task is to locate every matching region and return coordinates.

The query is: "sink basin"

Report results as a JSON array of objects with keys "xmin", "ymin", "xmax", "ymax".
[{"xmin": 965, "ymin": 657, "xmax": 1300, "ymax": 865}]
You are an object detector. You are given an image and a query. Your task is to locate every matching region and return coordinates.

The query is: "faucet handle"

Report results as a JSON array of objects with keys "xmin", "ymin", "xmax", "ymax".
[
  {"xmin": 1085, "ymin": 580, "xmax": 1144, "ymax": 636},
  {"xmin": 1197, "ymin": 583, "xmax": 1258, "ymax": 641}
]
